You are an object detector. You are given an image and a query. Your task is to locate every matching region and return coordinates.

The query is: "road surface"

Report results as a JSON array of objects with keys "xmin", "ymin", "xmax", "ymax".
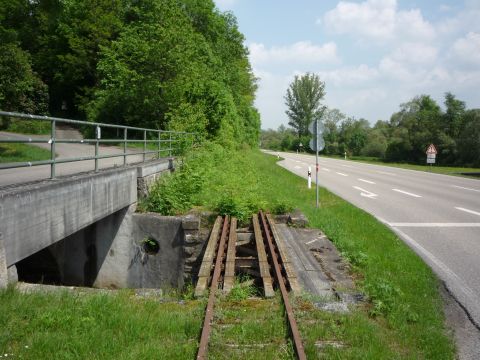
[{"xmin": 271, "ymin": 151, "xmax": 480, "ymax": 331}]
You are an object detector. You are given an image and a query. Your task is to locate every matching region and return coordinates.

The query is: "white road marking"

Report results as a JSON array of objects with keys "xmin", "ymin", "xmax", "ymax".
[
  {"xmin": 452, "ymin": 185, "xmax": 480, "ymax": 193},
  {"xmin": 306, "ymin": 239, "xmax": 317, "ymax": 245},
  {"xmin": 294, "ymin": 165, "xmax": 302, "ymax": 169},
  {"xmin": 455, "ymin": 207, "xmax": 480, "ymax": 217},
  {"xmin": 353, "ymin": 186, "xmax": 378, "ymax": 199},
  {"xmin": 392, "ymin": 189, "xmax": 422, "ymax": 198},
  {"xmin": 389, "ymin": 223, "xmax": 480, "ymax": 227},
  {"xmin": 336, "ymin": 172, "xmax": 348, "ymax": 177},
  {"xmin": 341, "ymin": 164, "xmax": 353, "ymax": 168},
  {"xmin": 322, "ymin": 168, "xmax": 331, "ymax": 172},
  {"xmin": 376, "ymin": 170, "xmax": 394, "ymax": 176},
  {"xmin": 358, "ymin": 178, "xmax": 376, "ymax": 184}
]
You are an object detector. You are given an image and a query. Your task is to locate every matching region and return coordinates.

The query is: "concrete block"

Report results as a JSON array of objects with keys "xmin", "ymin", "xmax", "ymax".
[
  {"xmin": 288, "ymin": 209, "xmax": 309, "ymax": 228},
  {"xmin": 0, "ymin": 239, "xmax": 7, "ymax": 289},
  {"xmin": 7, "ymin": 265, "xmax": 18, "ymax": 284},
  {"xmin": 182, "ymin": 215, "xmax": 200, "ymax": 231}
]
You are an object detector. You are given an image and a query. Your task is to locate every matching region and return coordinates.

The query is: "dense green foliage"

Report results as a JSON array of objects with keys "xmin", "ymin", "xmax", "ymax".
[
  {"xmin": 0, "ymin": 0, "xmax": 259, "ymax": 146},
  {"xmin": 263, "ymin": 92, "xmax": 480, "ymax": 167},
  {"xmin": 284, "ymin": 73, "xmax": 326, "ymax": 137}
]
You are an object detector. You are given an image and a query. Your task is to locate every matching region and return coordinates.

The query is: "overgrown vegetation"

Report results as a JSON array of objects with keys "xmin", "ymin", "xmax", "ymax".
[
  {"xmin": 0, "ymin": 0, "xmax": 259, "ymax": 146},
  {"xmin": 143, "ymin": 148, "xmax": 454, "ymax": 358},
  {"xmin": 262, "ymin": 93, "xmax": 480, "ymax": 167}
]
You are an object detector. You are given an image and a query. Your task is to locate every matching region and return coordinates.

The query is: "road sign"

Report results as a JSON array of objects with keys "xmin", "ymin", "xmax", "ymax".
[
  {"xmin": 426, "ymin": 144, "xmax": 437, "ymax": 155},
  {"xmin": 309, "ymin": 137, "xmax": 325, "ymax": 152},
  {"xmin": 308, "ymin": 120, "xmax": 325, "ymax": 135}
]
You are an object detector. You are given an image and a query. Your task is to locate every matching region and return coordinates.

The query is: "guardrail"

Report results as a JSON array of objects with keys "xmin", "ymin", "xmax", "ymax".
[{"xmin": 0, "ymin": 111, "xmax": 196, "ymax": 179}]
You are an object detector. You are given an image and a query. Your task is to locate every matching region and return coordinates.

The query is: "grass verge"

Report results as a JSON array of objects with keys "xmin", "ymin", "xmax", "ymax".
[
  {"xmin": 0, "ymin": 287, "xmax": 204, "ymax": 359},
  {"xmin": 0, "ymin": 143, "xmax": 51, "ymax": 163}
]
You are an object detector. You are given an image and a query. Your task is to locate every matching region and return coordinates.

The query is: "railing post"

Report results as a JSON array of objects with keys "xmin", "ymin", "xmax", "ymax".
[
  {"xmin": 169, "ymin": 132, "xmax": 172, "ymax": 157},
  {"xmin": 143, "ymin": 130, "xmax": 147, "ymax": 162},
  {"xmin": 158, "ymin": 131, "xmax": 161, "ymax": 159},
  {"xmin": 50, "ymin": 120, "xmax": 56, "ymax": 179},
  {"xmin": 95, "ymin": 126, "xmax": 100, "ymax": 172},
  {"xmin": 123, "ymin": 128, "xmax": 127, "ymax": 166}
]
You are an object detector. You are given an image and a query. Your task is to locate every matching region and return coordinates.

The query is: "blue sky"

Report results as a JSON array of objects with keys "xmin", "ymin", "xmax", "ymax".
[{"xmin": 214, "ymin": 0, "xmax": 480, "ymax": 130}]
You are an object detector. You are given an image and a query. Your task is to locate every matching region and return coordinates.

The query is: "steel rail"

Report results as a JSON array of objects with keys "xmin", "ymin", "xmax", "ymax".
[
  {"xmin": 259, "ymin": 211, "xmax": 307, "ymax": 360},
  {"xmin": 197, "ymin": 216, "xmax": 230, "ymax": 360}
]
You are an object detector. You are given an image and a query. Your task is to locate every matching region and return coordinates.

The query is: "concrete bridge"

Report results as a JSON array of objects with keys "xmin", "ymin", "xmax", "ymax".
[
  {"xmin": 0, "ymin": 111, "xmax": 202, "ymax": 290},
  {"xmin": 0, "ymin": 158, "xmax": 181, "ymax": 288}
]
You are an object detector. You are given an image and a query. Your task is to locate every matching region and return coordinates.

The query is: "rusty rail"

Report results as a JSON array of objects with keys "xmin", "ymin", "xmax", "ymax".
[
  {"xmin": 196, "ymin": 215, "xmax": 230, "ymax": 360},
  {"xmin": 259, "ymin": 210, "xmax": 307, "ymax": 360},
  {"xmin": 195, "ymin": 213, "xmax": 306, "ymax": 359}
]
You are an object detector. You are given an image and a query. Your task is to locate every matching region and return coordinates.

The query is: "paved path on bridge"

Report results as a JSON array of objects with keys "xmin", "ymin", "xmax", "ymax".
[
  {"xmin": 269, "ymin": 151, "xmax": 480, "ymax": 351},
  {"xmin": 0, "ymin": 131, "xmax": 157, "ymax": 187}
]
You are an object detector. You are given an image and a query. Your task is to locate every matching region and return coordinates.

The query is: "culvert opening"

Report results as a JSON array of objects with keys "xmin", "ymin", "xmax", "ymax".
[
  {"xmin": 142, "ymin": 237, "xmax": 160, "ymax": 255},
  {"xmin": 16, "ymin": 248, "xmax": 62, "ymax": 285}
]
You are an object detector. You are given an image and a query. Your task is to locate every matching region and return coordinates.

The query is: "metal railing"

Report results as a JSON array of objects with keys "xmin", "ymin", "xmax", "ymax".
[{"xmin": 0, "ymin": 111, "xmax": 196, "ymax": 178}]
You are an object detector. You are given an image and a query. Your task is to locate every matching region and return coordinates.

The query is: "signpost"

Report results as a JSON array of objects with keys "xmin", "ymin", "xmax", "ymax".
[
  {"xmin": 426, "ymin": 144, "xmax": 437, "ymax": 165},
  {"xmin": 308, "ymin": 119, "xmax": 325, "ymax": 208}
]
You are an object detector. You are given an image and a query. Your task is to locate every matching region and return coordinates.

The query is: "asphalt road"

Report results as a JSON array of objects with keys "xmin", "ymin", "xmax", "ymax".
[
  {"xmin": 270, "ymin": 150, "xmax": 480, "ymax": 330},
  {"xmin": 0, "ymin": 131, "xmax": 157, "ymax": 187}
]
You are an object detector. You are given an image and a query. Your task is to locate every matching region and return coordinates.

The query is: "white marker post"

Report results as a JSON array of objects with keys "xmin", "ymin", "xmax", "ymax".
[
  {"xmin": 308, "ymin": 166, "xmax": 312, "ymax": 189},
  {"xmin": 344, "ymin": 151, "xmax": 347, "ymax": 160}
]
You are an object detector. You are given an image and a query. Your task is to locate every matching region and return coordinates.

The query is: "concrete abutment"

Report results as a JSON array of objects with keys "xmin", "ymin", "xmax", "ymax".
[{"xmin": 0, "ymin": 158, "xmax": 207, "ymax": 290}]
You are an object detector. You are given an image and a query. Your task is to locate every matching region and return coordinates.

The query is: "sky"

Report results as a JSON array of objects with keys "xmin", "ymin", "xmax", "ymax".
[{"xmin": 213, "ymin": 0, "xmax": 480, "ymax": 130}]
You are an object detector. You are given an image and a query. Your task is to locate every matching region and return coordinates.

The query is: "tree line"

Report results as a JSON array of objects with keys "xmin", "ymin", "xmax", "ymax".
[
  {"xmin": 263, "ymin": 73, "xmax": 479, "ymax": 167},
  {"xmin": 0, "ymin": 0, "xmax": 260, "ymax": 146}
]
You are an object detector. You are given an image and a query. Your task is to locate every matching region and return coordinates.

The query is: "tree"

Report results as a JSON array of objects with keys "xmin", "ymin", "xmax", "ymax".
[{"xmin": 284, "ymin": 73, "xmax": 325, "ymax": 138}]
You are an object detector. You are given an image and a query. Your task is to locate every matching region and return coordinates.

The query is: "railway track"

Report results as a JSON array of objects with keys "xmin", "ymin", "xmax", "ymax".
[{"xmin": 195, "ymin": 211, "xmax": 306, "ymax": 360}]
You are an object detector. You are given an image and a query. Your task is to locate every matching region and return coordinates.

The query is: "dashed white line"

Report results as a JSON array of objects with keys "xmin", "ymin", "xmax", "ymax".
[
  {"xmin": 294, "ymin": 165, "xmax": 302, "ymax": 169},
  {"xmin": 306, "ymin": 239, "xmax": 317, "ymax": 245},
  {"xmin": 455, "ymin": 207, "xmax": 480, "ymax": 217},
  {"xmin": 358, "ymin": 178, "xmax": 376, "ymax": 184},
  {"xmin": 341, "ymin": 164, "xmax": 353, "ymax": 168},
  {"xmin": 389, "ymin": 223, "xmax": 480, "ymax": 227},
  {"xmin": 376, "ymin": 170, "xmax": 394, "ymax": 176},
  {"xmin": 392, "ymin": 189, "xmax": 422, "ymax": 198},
  {"xmin": 336, "ymin": 172, "xmax": 348, "ymax": 177},
  {"xmin": 452, "ymin": 185, "xmax": 480, "ymax": 193},
  {"xmin": 322, "ymin": 168, "xmax": 331, "ymax": 172}
]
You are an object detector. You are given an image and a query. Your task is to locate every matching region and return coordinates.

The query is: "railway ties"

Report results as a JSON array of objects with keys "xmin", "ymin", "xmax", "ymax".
[{"xmin": 195, "ymin": 211, "xmax": 306, "ymax": 360}]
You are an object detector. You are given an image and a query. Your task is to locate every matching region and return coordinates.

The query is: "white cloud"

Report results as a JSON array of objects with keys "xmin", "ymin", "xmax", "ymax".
[
  {"xmin": 318, "ymin": 65, "xmax": 379, "ymax": 86},
  {"xmin": 450, "ymin": 32, "xmax": 480, "ymax": 67},
  {"xmin": 389, "ymin": 43, "xmax": 438, "ymax": 65},
  {"xmin": 249, "ymin": 41, "xmax": 340, "ymax": 66},
  {"xmin": 323, "ymin": 0, "xmax": 435, "ymax": 42}
]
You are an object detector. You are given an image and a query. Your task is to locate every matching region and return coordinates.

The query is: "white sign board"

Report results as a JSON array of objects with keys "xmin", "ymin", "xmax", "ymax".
[{"xmin": 427, "ymin": 153, "xmax": 436, "ymax": 164}]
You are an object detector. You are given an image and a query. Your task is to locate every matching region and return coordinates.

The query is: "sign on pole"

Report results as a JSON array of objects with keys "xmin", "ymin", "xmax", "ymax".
[
  {"xmin": 426, "ymin": 144, "xmax": 437, "ymax": 164},
  {"xmin": 308, "ymin": 119, "xmax": 325, "ymax": 208}
]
